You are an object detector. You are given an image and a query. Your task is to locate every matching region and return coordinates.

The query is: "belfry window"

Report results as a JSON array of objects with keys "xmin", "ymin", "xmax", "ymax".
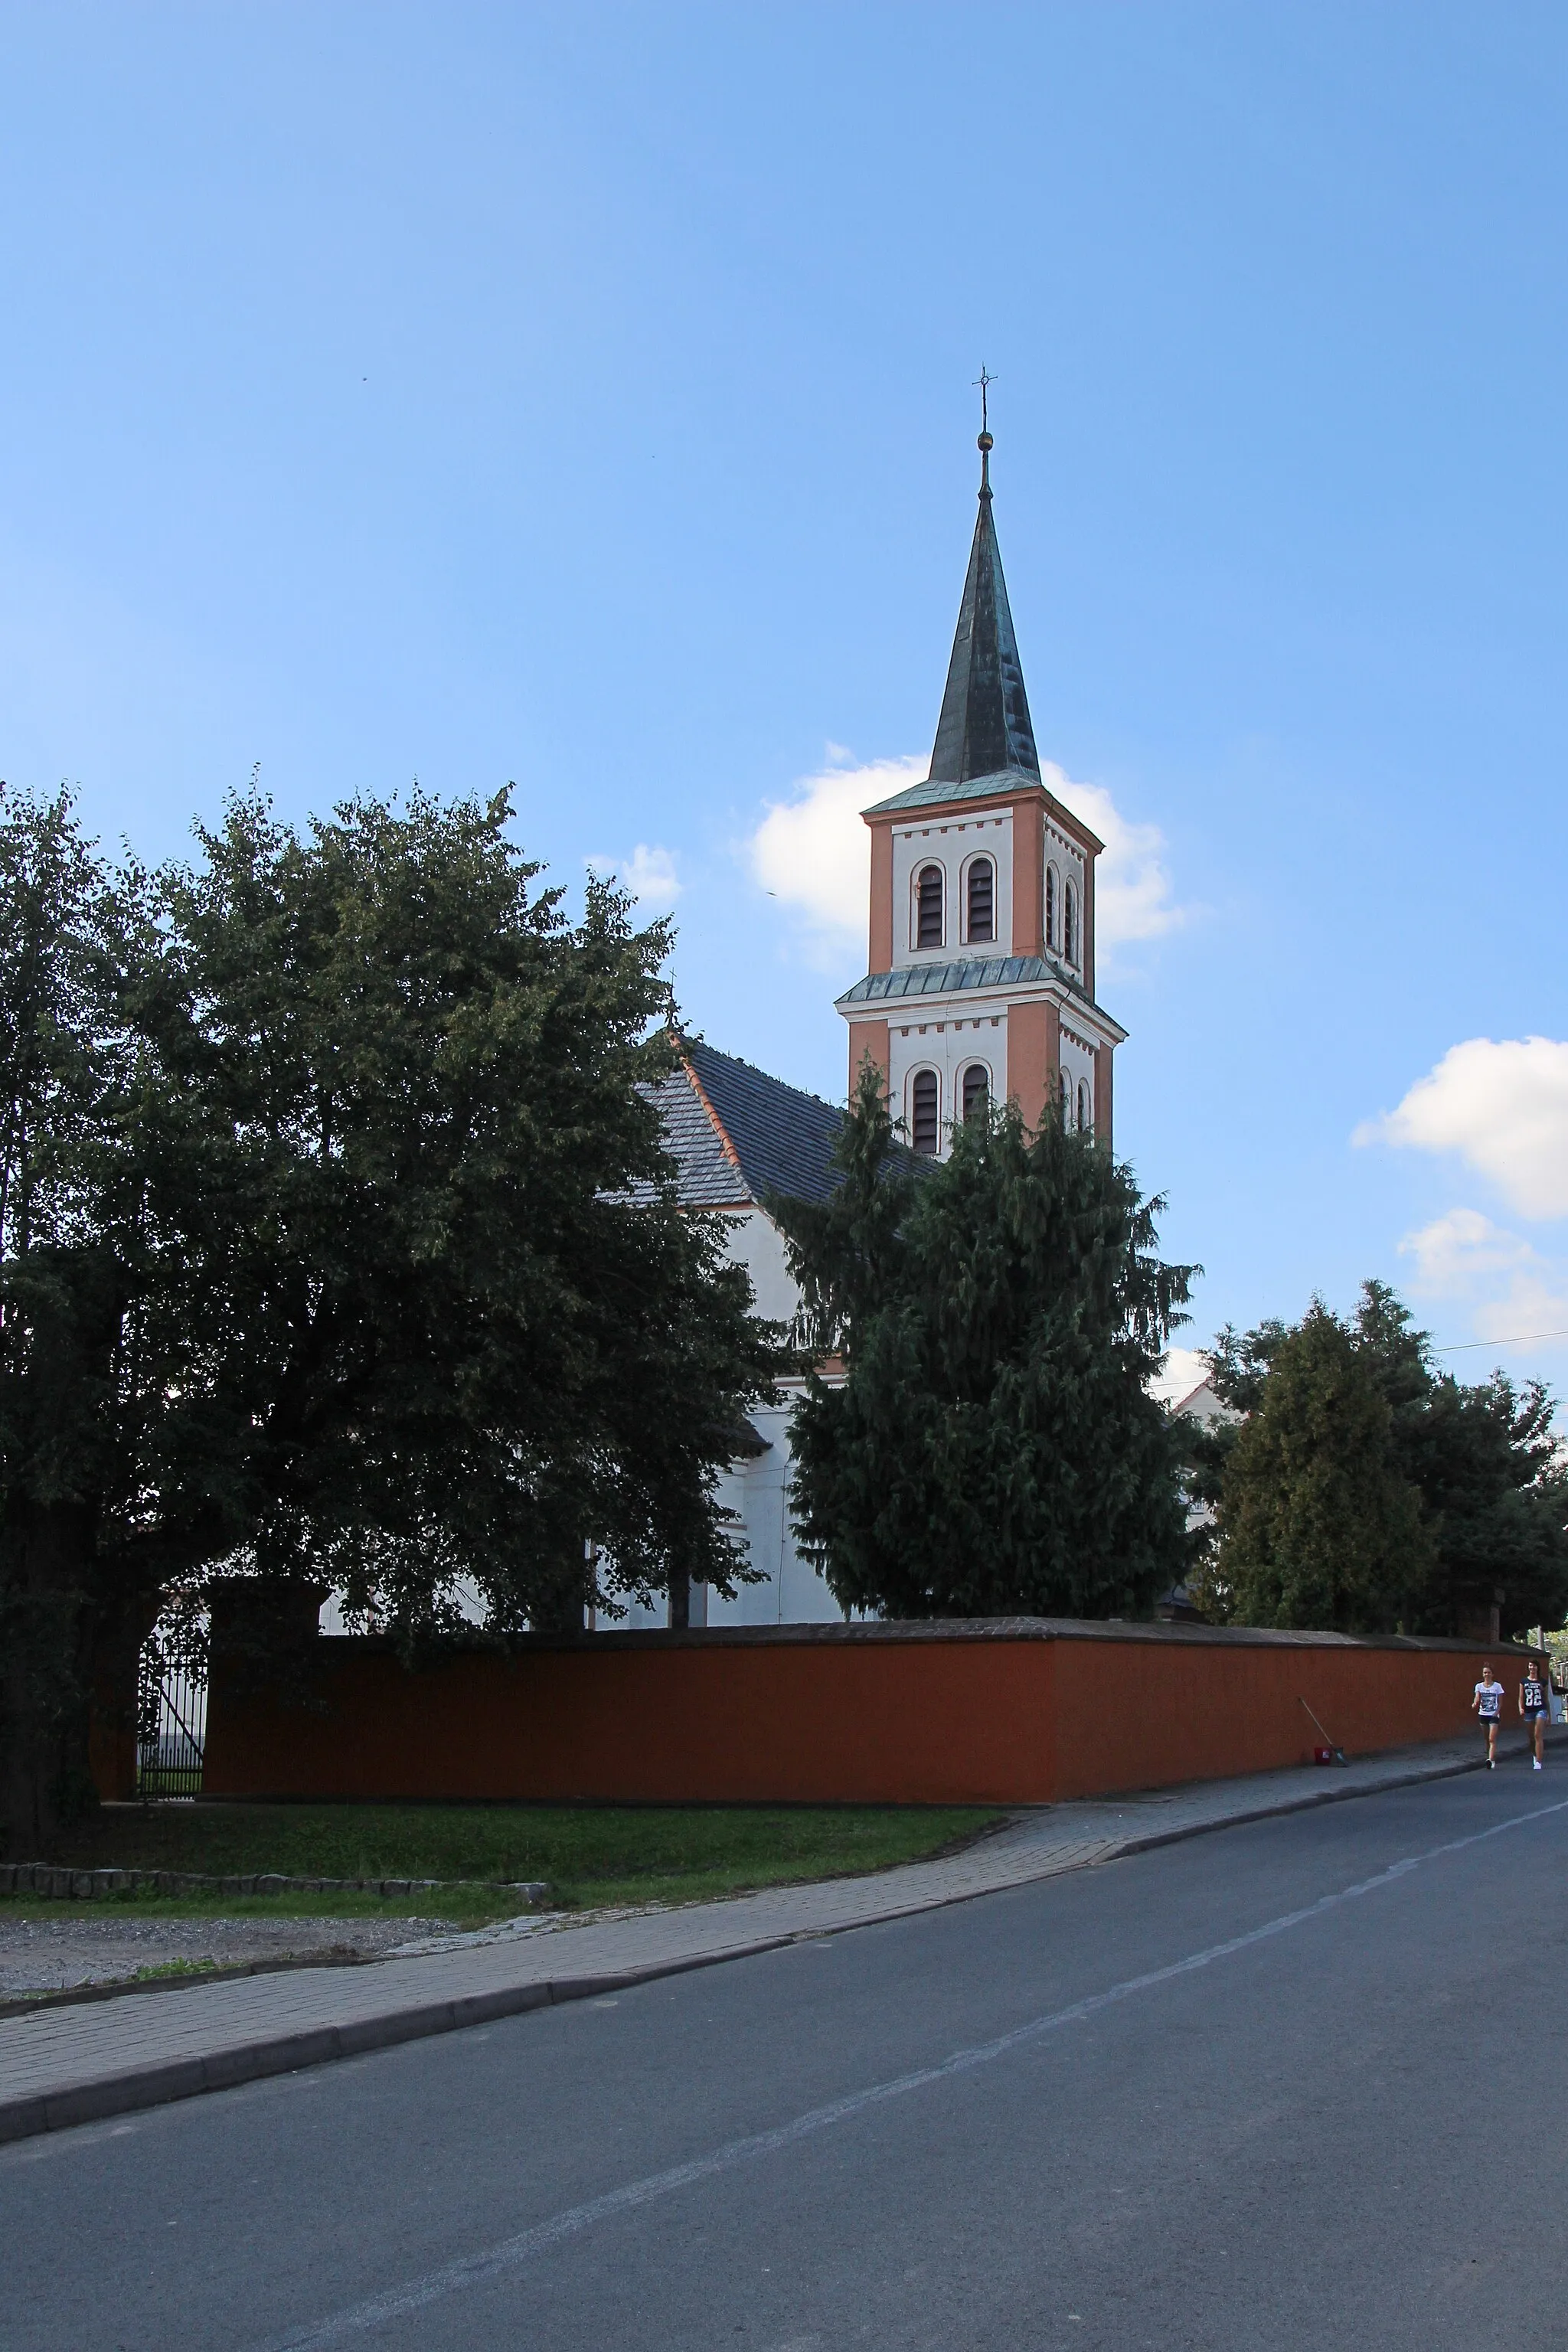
[
  {"xmin": 1060, "ymin": 1070, "xmax": 1072, "ymax": 1125},
  {"xmin": 962, "ymin": 1062, "xmax": 989, "ymax": 1122},
  {"xmin": 1045, "ymin": 864, "xmax": 1057, "ymax": 949},
  {"xmin": 1078, "ymin": 1079, "xmax": 1092, "ymax": 1134},
  {"xmin": 965, "ymin": 857, "xmax": 995, "ymax": 945},
  {"xmin": 911, "ymin": 1068, "xmax": 940, "ymax": 1155},
  {"xmin": 915, "ymin": 864, "xmax": 944, "ymax": 949},
  {"xmin": 1063, "ymin": 880, "xmax": 1078, "ymax": 965}
]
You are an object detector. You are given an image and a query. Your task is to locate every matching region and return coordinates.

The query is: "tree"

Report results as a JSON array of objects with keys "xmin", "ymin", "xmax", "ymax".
[
  {"xmin": 1198, "ymin": 1279, "xmax": 1568, "ymax": 1637},
  {"xmin": 772, "ymin": 1064, "xmax": 1196, "ymax": 1619},
  {"xmin": 0, "ymin": 783, "xmax": 779, "ymax": 1851},
  {"xmin": 1214, "ymin": 1302, "xmax": 1431, "ymax": 1632}
]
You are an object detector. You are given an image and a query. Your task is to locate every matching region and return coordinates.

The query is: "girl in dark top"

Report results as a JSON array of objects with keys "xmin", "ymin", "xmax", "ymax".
[{"xmin": 1520, "ymin": 1657, "xmax": 1550, "ymax": 1770}]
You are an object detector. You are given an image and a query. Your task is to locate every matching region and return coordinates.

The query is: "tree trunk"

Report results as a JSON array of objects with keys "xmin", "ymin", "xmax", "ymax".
[
  {"xmin": 0, "ymin": 1497, "xmax": 101, "ymax": 1855},
  {"xmin": 666, "ymin": 1565, "xmax": 691, "ymax": 1632}
]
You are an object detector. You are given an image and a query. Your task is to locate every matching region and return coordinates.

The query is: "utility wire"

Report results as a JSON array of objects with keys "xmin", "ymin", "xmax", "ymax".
[{"xmin": 1431, "ymin": 1330, "xmax": 1568, "ymax": 1353}]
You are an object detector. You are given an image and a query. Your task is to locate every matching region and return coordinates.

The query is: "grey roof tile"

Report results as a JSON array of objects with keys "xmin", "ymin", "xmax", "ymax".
[{"xmin": 632, "ymin": 1043, "xmax": 845, "ymax": 1213}]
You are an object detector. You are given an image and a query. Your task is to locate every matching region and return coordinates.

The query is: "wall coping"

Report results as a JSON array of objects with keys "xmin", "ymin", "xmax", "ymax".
[{"xmin": 313, "ymin": 1618, "xmax": 1519, "ymax": 1661}]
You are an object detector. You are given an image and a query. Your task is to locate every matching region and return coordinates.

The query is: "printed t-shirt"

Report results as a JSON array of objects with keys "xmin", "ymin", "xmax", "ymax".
[{"xmin": 1476, "ymin": 1680, "xmax": 1504, "ymax": 1718}]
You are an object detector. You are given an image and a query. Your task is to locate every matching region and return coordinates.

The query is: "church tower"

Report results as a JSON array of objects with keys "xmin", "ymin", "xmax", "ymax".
[{"xmin": 836, "ymin": 423, "xmax": 1125, "ymax": 1153}]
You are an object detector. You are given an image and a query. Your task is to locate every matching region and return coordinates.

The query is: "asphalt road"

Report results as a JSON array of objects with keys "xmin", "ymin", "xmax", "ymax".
[{"xmin": 8, "ymin": 1761, "xmax": 1566, "ymax": 2351}]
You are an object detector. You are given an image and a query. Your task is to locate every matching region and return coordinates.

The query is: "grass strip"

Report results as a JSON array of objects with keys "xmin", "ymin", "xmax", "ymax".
[{"xmin": 1, "ymin": 1802, "xmax": 1000, "ymax": 1925}]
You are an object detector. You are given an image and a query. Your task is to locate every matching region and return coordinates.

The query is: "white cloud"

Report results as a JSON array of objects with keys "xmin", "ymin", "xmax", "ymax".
[
  {"xmin": 1148, "ymin": 1345, "xmax": 1211, "ymax": 1409},
  {"xmin": 1357, "ymin": 1037, "xmax": 1568, "ymax": 1221},
  {"xmin": 745, "ymin": 750, "xmax": 1184, "ymax": 969},
  {"xmin": 1399, "ymin": 1207, "xmax": 1537, "ymax": 1292},
  {"xmin": 747, "ymin": 753, "xmax": 920, "ymax": 952},
  {"xmin": 1042, "ymin": 766, "xmax": 1184, "ymax": 962},
  {"xmin": 1397, "ymin": 1208, "xmax": 1568, "ymax": 1355},
  {"xmin": 585, "ymin": 843, "xmax": 683, "ymax": 915}
]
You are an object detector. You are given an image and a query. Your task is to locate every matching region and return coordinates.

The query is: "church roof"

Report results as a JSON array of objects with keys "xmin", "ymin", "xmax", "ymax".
[
  {"xmin": 836, "ymin": 952, "xmax": 1080, "ymax": 1008},
  {"xmin": 641, "ymin": 1040, "xmax": 845, "ymax": 1210},
  {"xmin": 866, "ymin": 437, "xmax": 1039, "ymax": 818}
]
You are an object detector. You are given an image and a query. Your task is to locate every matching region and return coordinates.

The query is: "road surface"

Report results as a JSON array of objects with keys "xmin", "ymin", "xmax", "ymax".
[{"xmin": 8, "ymin": 1762, "xmax": 1563, "ymax": 2350}]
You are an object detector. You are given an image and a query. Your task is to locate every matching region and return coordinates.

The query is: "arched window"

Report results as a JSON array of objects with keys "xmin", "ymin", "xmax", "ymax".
[
  {"xmin": 965, "ymin": 856, "xmax": 995, "ymax": 945},
  {"xmin": 1077, "ymin": 1079, "xmax": 1092, "ymax": 1134},
  {"xmin": 914, "ymin": 864, "xmax": 944, "ymax": 949},
  {"xmin": 1063, "ymin": 880, "xmax": 1078, "ymax": 965},
  {"xmin": 962, "ymin": 1062, "xmax": 989, "ymax": 1122},
  {"xmin": 1060, "ymin": 1070, "xmax": 1072, "ymax": 1125},
  {"xmin": 910, "ymin": 1068, "xmax": 940, "ymax": 1156},
  {"xmin": 1045, "ymin": 863, "xmax": 1058, "ymax": 949}
]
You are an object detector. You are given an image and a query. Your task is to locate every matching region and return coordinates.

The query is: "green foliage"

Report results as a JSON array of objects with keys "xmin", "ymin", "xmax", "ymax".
[
  {"xmin": 1200, "ymin": 1279, "xmax": 1568, "ymax": 1637},
  {"xmin": 1214, "ymin": 1303, "xmax": 1431, "ymax": 1632},
  {"xmin": 0, "ymin": 783, "xmax": 778, "ymax": 1845},
  {"xmin": 772, "ymin": 1063, "xmax": 1197, "ymax": 1619}
]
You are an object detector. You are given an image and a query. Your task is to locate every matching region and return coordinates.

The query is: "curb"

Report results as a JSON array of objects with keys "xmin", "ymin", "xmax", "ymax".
[
  {"xmin": 0, "ymin": 1948, "xmax": 802, "ymax": 2146},
  {"xmin": 0, "ymin": 1736, "xmax": 1548, "ymax": 2147}
]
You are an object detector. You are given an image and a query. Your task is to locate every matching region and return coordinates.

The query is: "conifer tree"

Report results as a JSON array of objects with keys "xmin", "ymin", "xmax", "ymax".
[
  {"xmin": 772, "ymin": 1065, "xmax": 1195, "ymax": 1619},
  {"xmin": 1216, "ymin": 1302, "xmax": 1430, "ymax": 1632},
  {"xmin": 1196, "ymin": 1281, "xmax": 1568, "ymax": 1636}
]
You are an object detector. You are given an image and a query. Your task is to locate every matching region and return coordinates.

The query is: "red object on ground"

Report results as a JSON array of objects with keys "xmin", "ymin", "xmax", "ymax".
[{"xmin": 1313, "ymin": 1744, "xmax": 1334, "ymax": 1765}]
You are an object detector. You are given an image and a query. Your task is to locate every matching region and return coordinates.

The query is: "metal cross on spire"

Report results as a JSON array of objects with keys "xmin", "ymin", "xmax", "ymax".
[{"xmin": 973, "ymin": 364, "xmax": 995, "ymax": 437}]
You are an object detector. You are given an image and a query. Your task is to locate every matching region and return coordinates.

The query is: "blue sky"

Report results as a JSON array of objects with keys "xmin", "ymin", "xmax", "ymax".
[{"xmin": 4, "ymin": 3, "xmax": 1567, "ymax": 1390}]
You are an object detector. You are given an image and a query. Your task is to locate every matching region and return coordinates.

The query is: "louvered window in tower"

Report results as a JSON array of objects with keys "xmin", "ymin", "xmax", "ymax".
[
  {"xmin": 915, "ymin": 864, "xmax": 944, "ymax": 949},
  {"xmin": 911, "ymin": 1069, "xmax": 940, "ymax": 1155},
  {"xmin": 1045, "ymin": 864, "xmax": 1058, "ymax": 949},
  {"xmin": 965, "ymin": 858, "xmax": 995, "ymax": 944},
  {"xmin": 962, "ymin": 1062, "xmax": 989, "ymax": 1122},
  {"xmin": 1060, "ymin": 1070, "xmax": 1072, "ymax": 1125},
  {"xmin": 1063, "ymin": 880, "xmax": 1078, "ymax": 965},
  {"xmin": 1078, "ymin": 1080, "xmax": 1092, "ymax": 1134}
]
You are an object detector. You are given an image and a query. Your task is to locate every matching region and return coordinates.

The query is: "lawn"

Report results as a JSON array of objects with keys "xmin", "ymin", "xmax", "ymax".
[{"xmin": 2, "ymin": 1801, "xmax": 1001, "ymax": 1923}]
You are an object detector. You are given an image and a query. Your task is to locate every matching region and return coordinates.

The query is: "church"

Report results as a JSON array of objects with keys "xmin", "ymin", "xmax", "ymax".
[{"xmin": 616, "ymin": 426, "xmax": 1127, "ymax": 1629}]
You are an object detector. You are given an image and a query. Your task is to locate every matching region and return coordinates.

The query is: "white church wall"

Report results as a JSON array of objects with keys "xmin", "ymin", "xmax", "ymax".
[
  {"xmin": 887, "ymin": 1006, "xmax": 1010, "ymax": 1156},
  {"xmin": 718, "ymin": 1206, "xmax": 800, "ymax": 1324},
  {"xmin": 1057, "ymin": 1027, "xmax": 1098, "ymax": 1132},
  {"xmin": 610, "ymin": 1206, "xmax": 844, "ymax": 1628},
  {"xmin": 890, "ymin": 812, "xmax": 1014, "ymax": 968}
]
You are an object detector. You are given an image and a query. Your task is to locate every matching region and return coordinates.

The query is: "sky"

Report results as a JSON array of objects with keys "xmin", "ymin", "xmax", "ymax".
[{"xmin": 3, "ymin": 2, "xmax": 1567, "ymax": 1396}]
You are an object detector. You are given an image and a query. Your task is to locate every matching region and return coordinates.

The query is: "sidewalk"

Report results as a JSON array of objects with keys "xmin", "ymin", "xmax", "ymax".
[{"xmin": 0, "ymin": 1726, "xmax": 1540, "ymax": 2145}]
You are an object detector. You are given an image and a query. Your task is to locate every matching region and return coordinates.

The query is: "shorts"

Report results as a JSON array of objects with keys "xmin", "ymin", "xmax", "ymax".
[
  {"xmin": 1524, "ymin": 1709, "xmax": 1548, "ymax": 1723},
  {"xmin": 1479, "ymin": 1712, "xmax": 1501, "ymax": 1726}
]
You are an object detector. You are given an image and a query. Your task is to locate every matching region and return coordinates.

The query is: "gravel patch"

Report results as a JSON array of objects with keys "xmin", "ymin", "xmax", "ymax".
[{"xmin": 0, "ymin": 1913, "xmax": 462, "ymax": 1995}]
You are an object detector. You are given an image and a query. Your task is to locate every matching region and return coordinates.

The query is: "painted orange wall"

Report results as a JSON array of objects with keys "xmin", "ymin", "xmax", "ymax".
[
  {"xmin": 866, "ymin": 820, "xmax": 894, "ymax": 972},
  {"xmin": 1082, "ymin": 848, "xmax": 1097, "ymax": 998},
  {"xmin": 1011, "ymin": 799, "xmax": 1044, "ymax": 956},
  {"xmin": 847, "ymin": 1018, "xmax": 890, "ymax": 1099},
  {"xmin": 1006, "ymin": 1000, "xmax": 1054, "ymax": 1130},
  {"xmin": 201, "ymin": 1625, "xmax": 1506, "ymax": 1810},
  {"xmin": 1093, "ymin": 1046, "xmax": 1113, "ymax": 1145}
]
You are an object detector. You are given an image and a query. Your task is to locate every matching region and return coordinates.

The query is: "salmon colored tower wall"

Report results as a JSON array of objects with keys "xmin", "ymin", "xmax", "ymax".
[
  {"xmin": 200, "ymin": 1625, "xmax": 1508, "ymax": 1811},
  {"xmin": 1007, "ymin": 1001, "xmax": 1055, "ymax": 1132}
]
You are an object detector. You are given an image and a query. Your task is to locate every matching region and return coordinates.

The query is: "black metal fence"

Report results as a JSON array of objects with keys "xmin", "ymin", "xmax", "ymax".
[{"xmin": 136, "ymin": 1648, "xmax": 207, "ymax": 1799}]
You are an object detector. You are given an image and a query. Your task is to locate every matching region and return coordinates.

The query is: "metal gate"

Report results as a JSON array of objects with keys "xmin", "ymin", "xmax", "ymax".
[{"xmin": 136, "ymin": 1647, "xmax": 207, "ymax": 1799}]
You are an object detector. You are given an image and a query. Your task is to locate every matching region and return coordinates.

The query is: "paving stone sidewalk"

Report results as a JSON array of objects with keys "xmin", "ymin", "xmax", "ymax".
[{"xmin": 0, "ymin": 1726, "xmax": 1543, "ymax": 2145}]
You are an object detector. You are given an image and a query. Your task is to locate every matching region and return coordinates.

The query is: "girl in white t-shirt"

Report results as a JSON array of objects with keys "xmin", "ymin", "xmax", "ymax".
[{"xmin": 1472, "ymin": 1664, "xmax": 1505, "ymax": 1768}]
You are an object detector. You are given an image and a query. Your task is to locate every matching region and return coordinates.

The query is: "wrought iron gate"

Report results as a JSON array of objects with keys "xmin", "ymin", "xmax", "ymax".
[{"xmin": 136, "ymin": 1647, "xmax": 207, "ymax": 1799}]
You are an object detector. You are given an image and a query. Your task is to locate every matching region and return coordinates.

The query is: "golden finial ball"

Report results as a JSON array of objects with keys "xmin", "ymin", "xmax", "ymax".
[{"xmin": 978, "ymin": 430, "xmax": 994, "ymax": 452}]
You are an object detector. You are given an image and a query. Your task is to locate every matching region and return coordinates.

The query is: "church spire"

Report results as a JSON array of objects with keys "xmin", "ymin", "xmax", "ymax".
[{"xmin": 927, "ymin": 389, "xmax": 1040, "ymax": 786}]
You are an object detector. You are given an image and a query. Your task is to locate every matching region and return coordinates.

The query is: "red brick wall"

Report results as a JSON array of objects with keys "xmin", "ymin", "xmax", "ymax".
[{"xmin": 200, "ymin": 1623, "xmax": 1506, "ymax": 1808}]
